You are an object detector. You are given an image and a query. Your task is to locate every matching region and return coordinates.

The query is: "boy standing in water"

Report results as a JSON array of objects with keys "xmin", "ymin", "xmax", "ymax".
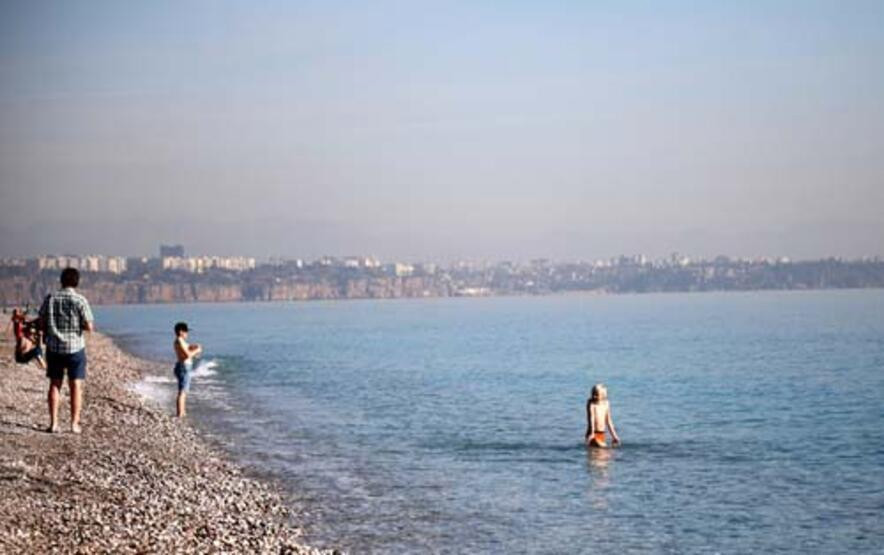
[
  {"xmin": 585, "ymin": 383, "xmax": 621, "ymax": 448},
  {"xmin": 173, "ymin": 322, "xmax": 202, "ymax": 418}
]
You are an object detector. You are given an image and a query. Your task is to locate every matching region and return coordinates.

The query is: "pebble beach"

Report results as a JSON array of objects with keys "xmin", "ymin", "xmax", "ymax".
[{"xmin": 0, "ymin": 332, "xmax": 331, "ymax": 554}]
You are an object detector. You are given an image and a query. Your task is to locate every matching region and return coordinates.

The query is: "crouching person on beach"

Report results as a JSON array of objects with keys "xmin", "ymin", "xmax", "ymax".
[
  {"xmin": 173, "ymin": 322, "xmax": 202, "ymax": 418},
  {"xmin": 39, "ymin": 268, "xmax": 94, "ymax": 434},
  {"xmin": 9, "ymin": 307, "xmax": 46, "ymax": 369}
]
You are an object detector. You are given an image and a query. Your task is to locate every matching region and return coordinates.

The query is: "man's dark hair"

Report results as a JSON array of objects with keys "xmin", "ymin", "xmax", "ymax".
[
  {"xmin": 174, "ymin": 322, "xmax": 189, "ymax": 335},
  {"xmin": 60, "ymin": 267, "xmax": 80, "ymax": 288}
]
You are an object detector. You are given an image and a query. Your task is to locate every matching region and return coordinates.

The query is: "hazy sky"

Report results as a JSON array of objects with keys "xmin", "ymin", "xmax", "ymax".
[{"xmin": 1, "ymin": 1, "xmax": 882, "ymax": 261}]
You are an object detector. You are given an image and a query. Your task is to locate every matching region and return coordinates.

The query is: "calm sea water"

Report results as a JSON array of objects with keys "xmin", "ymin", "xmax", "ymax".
[{"xmin": 97, "ymin": 290, "xmax": 884, "ymax": 553}]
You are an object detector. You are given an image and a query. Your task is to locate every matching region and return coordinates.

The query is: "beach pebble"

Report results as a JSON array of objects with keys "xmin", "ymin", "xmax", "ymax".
[{"xmin": 0, "ymin": 334, "xmax": 334, "ymax": 554}]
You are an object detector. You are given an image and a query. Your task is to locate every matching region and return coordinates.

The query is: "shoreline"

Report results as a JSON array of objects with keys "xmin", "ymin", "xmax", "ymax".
[{"xmin": 0, "ymin": 332, "xmax": 333, "ymax": 553}]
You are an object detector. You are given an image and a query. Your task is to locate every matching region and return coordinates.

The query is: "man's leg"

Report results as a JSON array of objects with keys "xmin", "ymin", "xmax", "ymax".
[
  {"xmin": 47, "ymin": 378, "xmax": 63, "ymax": 432},
  {"xmin": 70, "ymin": 378, "xmax": 83, "ymax": 433}
]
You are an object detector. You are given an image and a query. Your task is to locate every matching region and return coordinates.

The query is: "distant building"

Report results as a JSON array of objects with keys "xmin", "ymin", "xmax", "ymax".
[
  {"xmin": 34, "ymin": 255, "xmax": 127, "ymax": 274},
  {"xmin": 342, "ymin": 256, "xmax": 381, "ymax": 269},
  {"xmin": 363, "ymin": 256, "xmax": 382, "ymax": 269},
  {"xmin": 0, "ymin": 257, "xmax": 27, "ymax": 269},
  {"xmin": 393, "ymin": 263, "xmax": 414, "ymax": 277},
  {"xmin": 162, "ymin": 255, "xmax": 256, "ymax": 273},
  {"xmin": 162, "ymin": 256, "xmax": 198, "ymax": 272},
  {"xmin": 82, "ymin": 256, "xmax": 101, "ymax": 273},
  {"xmin": 160, "ymin": 244, "xmax": 185, "ymax": 258},
  {"xmin": 127, "ymin": 257, "xmax": 154, "ymax": 275},
  {"xmin": 267, "ymin": 257, "xmax": 304, "ymax": 268},
  {"xmin": 211, "ymin": 256, "xmax": 256, "ymax": 272},
  {"xmin": 105, "ymin": 257, "xmax": 127, "ymax": 274},
  {"xmin": 36, "ymin": 256, "xmax": 57, "ymax": 270}
]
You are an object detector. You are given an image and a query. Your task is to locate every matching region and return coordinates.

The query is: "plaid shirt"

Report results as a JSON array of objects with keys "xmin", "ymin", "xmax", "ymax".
[{"xmin": 39, "ymin": 287, "xmax": 94, "ymax": 354}]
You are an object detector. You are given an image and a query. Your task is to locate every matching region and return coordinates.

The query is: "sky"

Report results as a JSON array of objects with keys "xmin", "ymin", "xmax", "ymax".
[{"xmin": 1, "ymin": 0, "xmax": 882, "ymax": 262}]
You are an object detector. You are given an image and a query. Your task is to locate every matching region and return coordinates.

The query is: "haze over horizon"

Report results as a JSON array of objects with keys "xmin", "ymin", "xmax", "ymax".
[{"xmin": 1, "ymin": 1, "xmax": 882, "ymax": 262}]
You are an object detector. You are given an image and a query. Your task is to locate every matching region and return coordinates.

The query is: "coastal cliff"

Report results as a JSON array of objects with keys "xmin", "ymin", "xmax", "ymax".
[
  {"xmin": 0, "ymin": 274, "xmax": 455, "ymax": 306},
  {"xmin": 252, "ymin": 275, "xmax": 451, "ymax": 301},
  {"xmin": 3, "ymin": 257, "xmax": 883, "ymax": 307}
]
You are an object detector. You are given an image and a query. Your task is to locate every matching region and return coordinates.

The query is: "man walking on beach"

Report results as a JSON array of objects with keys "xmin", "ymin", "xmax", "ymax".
[{"xmin": 39, "ymin": 268, "xmax": 94, "ymax": 434}]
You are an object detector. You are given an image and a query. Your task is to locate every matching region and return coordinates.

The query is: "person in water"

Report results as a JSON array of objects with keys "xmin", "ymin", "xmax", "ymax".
[
  {"xmin": 585, "ymin": 383, "xmax": 620, "ymax": 448},
  {"xmin": 173, "ymin": 322, "xmax": 202, "ymax": 418},
  {"xmin": 9, "ymin": 307, "xmax": 45, "ymax": 369}
]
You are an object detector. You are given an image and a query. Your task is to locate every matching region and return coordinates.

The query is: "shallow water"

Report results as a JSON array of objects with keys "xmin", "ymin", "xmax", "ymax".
[{"xmin": 98, "ymin": 290, "xmax": 884, "ymax": 553}]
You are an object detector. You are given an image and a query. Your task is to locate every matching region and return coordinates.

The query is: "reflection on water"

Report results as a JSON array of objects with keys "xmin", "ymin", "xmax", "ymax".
[
  {"xmin": 585, "ymin": 445, "xmax": 614, "ymax": 474},
  {"xmin": 585, "ymin": 445, "xmax": 614, "ymax": 509}
]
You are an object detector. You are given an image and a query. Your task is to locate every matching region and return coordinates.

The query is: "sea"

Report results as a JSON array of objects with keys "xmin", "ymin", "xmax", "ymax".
[{"xmin": 96, "ymin": 290, "xmax": 884, "ymax": 553}]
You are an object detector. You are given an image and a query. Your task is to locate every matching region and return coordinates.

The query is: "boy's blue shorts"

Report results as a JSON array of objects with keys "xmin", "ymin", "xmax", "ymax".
[
  {"xmin": 174, "ymin": 361, "xmax": 193, "ymax": 392},
  {"xmin": 46, "ymin": 349, "xmax": 87, "ymax": 380}
]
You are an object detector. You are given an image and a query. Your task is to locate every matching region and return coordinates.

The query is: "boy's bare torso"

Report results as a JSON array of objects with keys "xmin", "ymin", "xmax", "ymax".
[{"xmin": 174, "ymin": 337, "xmax": 192, "ymax": 363}]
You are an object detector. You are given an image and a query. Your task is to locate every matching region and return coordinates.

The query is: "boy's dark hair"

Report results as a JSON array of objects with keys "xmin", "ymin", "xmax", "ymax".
[
  {"xmin": 60, "ymin": 267, "xmax": 80, "ymax": 288},
  {"xmin": 174, "ymin": 322, "xmax": 189, "ymax": 335}
]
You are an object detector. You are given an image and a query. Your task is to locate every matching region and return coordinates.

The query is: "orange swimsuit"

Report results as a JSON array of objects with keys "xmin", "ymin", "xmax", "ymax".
[{"xmin": 590, "ymin": 431, "xmax": 606, "ymax": 446}]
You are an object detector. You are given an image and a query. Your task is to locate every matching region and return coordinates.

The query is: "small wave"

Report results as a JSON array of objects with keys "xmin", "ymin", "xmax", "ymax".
[
  {"xmin": 143, "ymin": 375, "xmax": 175, "ymax": 384},
  {"xmin": 192, "ymin": 359, "xmax": 219, "ymax": 378}
]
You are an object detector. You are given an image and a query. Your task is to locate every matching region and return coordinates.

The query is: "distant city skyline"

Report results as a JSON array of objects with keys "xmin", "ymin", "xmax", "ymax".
[
  {"xmin": 3, "ymin": 249, "xmax": 877, "ymax": 268},
  {"xmin": 2, "ymin": 1, "xmax": 882, "ymax": 261},
  {"xmin": 3, "ymin": 250, "xmax": 882, "ymax": 308}
]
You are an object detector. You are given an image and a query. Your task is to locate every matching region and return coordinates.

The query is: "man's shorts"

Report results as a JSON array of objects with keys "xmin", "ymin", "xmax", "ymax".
[
  {"xmin": 174, "ymin": 361, "xmax": 193, "ymax": 392},
  {"xmin": 46, "ymin": 349, "xmax": 87, "ymax": 381},
  {"xmin": 15, "ymin": 345, "xmax": 43, "ymax": 365}
]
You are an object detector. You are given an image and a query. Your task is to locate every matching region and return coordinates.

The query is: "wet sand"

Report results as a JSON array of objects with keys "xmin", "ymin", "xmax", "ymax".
[{"xmin": 0, "ymin": 332, "xmax": 333, "ymax": 554}]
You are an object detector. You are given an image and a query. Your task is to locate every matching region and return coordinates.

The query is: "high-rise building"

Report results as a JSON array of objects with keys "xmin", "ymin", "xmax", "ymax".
[{"xmin": 160, "ymin": 244, "xmax": 185, "ymax": 258}]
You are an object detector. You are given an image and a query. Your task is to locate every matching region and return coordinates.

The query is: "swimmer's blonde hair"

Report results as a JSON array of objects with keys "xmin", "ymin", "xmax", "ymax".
[{"xmin": 591, "ymin": 383, "xmax": 608, "ymax": 402}]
